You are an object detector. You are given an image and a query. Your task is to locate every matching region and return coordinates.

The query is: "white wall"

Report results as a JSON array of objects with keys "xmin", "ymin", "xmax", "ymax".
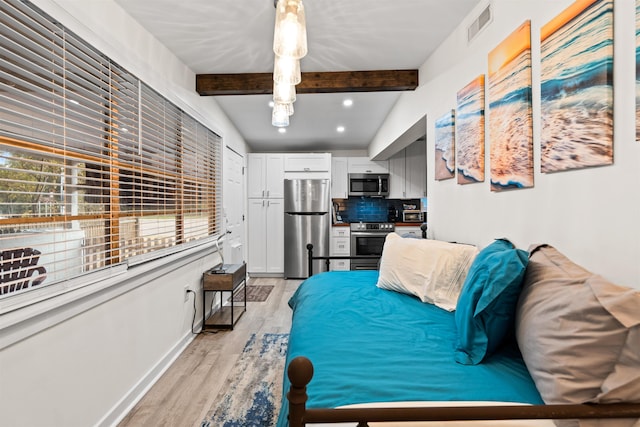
[
  {"xmin": 0, "ymin": 1, "xmax": 248, "ymax": 426},
  {"xmin": 0, "ymin": 247, "xmax": 220, "ymax": 427},
  {"xmin": 370, "ymin": 0, "xmax": 640, "ymax": 289}
]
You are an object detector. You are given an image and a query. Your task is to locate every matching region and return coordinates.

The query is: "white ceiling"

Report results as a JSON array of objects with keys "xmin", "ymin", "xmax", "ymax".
[{"xmin": 114, "ymin": 0, "xmax": 481, "ymax": 152}]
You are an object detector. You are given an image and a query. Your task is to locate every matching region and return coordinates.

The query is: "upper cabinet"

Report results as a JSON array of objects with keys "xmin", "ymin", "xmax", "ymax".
[
  {"xmin": 388, "ymin": 154, "xmax": 405, "ymax": 198},
  {"xmin": 284, "ymin": 153, "xmax": 330, "ymax": 172},
  {"xmin": 331, "ymin": 157, "xmax": 348, "ymax": 199},
  {"xmin": 405, "ymin": 139, "xmax": 427, "ymax": 198},
  {"xmin": 388, "ymin": 139, "xmax": 426, "ymax": 199},
  {"xmin": 247, "ymin": 153, "xmax": 285, "ymax": 199},
  {"xmin": 347, "ymin": 157, "xmax": 389, "ymax": 174}
]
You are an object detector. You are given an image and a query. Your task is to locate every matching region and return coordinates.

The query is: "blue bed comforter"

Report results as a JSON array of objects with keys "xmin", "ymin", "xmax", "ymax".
[{"xmin": 277, "ymin": 271, "xmax": 542, "ymax": 427}]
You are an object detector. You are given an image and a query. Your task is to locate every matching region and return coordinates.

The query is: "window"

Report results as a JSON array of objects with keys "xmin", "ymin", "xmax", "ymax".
[{"xmin": 0, "ymin": 0, "xmax": 222, "ymax": 298}]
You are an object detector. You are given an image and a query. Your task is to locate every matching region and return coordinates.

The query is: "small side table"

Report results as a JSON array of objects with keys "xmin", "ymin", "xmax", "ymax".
[{"xmin": 202, "ymin": 263, "xmax": 246, "ymax": 330}]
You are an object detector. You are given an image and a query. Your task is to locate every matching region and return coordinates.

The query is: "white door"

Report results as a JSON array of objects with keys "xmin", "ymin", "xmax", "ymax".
[{"xmin": 224, "ymin": 147, "xmax": 245, "ymax": 265}]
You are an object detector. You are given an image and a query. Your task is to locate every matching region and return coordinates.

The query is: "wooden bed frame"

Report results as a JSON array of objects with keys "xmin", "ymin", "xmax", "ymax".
[{"xmin": 285, "ymin": 245, "xmax": 640, "ymax": 427}]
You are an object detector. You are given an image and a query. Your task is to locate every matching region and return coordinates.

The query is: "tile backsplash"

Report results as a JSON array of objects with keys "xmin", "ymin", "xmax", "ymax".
[{"xmin": 333, "ymin": 197, "xmax": 421, "ymax": 223}]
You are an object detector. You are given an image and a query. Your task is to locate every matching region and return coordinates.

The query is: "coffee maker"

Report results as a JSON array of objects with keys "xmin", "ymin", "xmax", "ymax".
[{"xmin": 387, "ymin": 205, "xmax": 399, "ymax": 222}]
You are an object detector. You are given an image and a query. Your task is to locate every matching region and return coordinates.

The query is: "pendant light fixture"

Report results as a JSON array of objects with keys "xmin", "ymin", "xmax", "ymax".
[
  {"xmin": 273, "ymin": 0, "xmax": 307, "ymax": 59},
  {"xmin": 273, "ymin": 101, "xmax": 294, "ymax": 117},
  {"xmin": 272, "ymin": 108, "xmax": 290, "ymax": 127},
  {"xmin": 273, "ymin": 81, "xmax": 296, "ymax": 104},
  {"xmin": 273, "ymin": 54, "xmax": 301, "ymax": 85},
  {"xmin": 271, "ymin": 0, "xmax": 307, "ymax": 128}
]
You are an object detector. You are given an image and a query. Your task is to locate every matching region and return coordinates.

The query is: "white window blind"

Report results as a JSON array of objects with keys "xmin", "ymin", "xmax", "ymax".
[{"xmin": 0, "ymin": 0, "xmax": 222, "ymax": 298}]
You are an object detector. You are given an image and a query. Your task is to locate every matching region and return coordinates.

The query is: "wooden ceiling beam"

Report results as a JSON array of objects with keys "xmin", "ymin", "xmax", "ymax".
[{"xmin": 195, "ymin": 70, "xmax": 418, "ymax": 96}]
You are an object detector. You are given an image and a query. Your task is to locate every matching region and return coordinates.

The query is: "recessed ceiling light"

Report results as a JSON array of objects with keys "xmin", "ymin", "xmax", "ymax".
[
  {"xmin": 337, "ymin": 126, "xmax": 345, "ymax": 133},
  {"xmin": 342, "ymin": 99, "xmax": 353, "ymax": 107},
  {"xmin": 268, "ymin": 101, "xmax": 275, "ymax": 108},
  {"xmin": 278, "ymin": 127, "xmax": 287, "ymax": 134}
]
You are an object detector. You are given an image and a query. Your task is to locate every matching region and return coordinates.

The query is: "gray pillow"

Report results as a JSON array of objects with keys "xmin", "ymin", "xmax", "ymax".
[{"xmin": 515, "ymin": 245, "xmax": 640, "ymax": 426}]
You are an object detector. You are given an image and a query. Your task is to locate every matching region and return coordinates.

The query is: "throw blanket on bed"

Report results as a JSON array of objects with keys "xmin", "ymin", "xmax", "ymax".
[{"xmin": 277, "ymin": 271, "xmax": 543, "ymax": 427}]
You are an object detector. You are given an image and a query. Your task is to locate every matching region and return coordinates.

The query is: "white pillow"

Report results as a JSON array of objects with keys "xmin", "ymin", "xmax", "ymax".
[{"xmin": 376, "ymin": 233, "xmax": 479, "ymax": 311}]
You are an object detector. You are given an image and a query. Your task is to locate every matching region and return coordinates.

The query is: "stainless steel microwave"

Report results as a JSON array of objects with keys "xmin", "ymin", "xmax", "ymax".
[{"xmin": 348, "ymin": 173, "xmax": 389, "ymax": 197}]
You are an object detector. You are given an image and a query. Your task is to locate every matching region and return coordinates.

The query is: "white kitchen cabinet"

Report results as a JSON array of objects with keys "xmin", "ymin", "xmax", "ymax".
[
  {"xmin": 284, "ymin": 153, "xmax": 330, "ymax": 172},
  {"xmin": 247, "ymin": 198, "xmax": 284, "ymax": 274},
  {"xmin": 347, "ymin": 157, "xmax": 389, "ymax": 174},
  {"xmin": 387, "ymin": 140, "xmax": 426, "ymax": 199},
  {"xmin": 247, "ymin": 153, "xmax": 284, "ymax": 199},
  {"xmin": 331, "ymin": 157, "xmax": 348, "ymax": 199},
  {"xmin": 405, "ymin": 140, "xmax": 427, "ymax": 198},
  {"xmin": 388, "ymin": 154, "xmax": 405, "ymax": 199},
  {"xmin": 330, "ymin": 226, "xmax": 350, "ymax": 271}
]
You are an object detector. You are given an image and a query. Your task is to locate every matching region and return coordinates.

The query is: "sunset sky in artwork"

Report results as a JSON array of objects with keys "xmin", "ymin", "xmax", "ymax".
[
  {"xmin": 541, "ymin": 0, "xmax": 599, "ymax": 41},
  {"xmin": 488, "ymin": 21, "xmax": 531, "ymax": 75}
]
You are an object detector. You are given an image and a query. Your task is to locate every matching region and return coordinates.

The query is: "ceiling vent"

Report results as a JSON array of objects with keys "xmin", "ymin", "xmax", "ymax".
[{"xmin": 467, "ymin": 5, "xmax": 492, "ymax": 43}]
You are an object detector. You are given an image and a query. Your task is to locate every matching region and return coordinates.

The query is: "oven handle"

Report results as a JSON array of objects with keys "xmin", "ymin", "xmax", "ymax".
[
  {"xmin": 351, "ymin": 231, "xmax": 394, "ymax": 238},
  {"xmin": 351, "ymin": 231, "xmax": 393, "ymax": 237}
]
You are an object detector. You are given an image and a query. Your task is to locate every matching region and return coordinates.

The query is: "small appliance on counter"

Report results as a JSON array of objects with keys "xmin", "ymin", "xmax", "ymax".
[
  {"xmin": 402, "ymin": 210, "xmax": 425, "ymax": 223},
  {"xmin": 387, "ymin": 206, "xmax": 399, "ymax": 222}
]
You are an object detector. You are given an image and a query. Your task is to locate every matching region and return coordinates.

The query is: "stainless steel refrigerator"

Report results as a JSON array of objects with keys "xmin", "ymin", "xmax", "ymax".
[{"xmin": 284, "ymin": 179, "xmax": 330, "ymax": 279}]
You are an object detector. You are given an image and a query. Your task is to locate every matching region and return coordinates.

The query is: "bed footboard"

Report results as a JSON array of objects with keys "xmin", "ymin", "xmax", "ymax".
[{"xmin": 286, "ymin": 356, "xmax": 640, "ymax": 427}]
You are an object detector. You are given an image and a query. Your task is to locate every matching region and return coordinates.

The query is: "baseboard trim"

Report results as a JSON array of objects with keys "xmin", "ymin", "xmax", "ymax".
[
  {"xmin": 97, "ymin": 324, "xmax": 202, "ymax": 427},
  {"xmin": 248, "ymin": 272, "xmax": 283, "ymax": 278}
]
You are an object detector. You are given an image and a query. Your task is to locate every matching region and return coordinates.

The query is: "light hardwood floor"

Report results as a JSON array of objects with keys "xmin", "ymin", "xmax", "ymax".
[{"xmin": 118, "ymin": 277, "xmax": 301, "ymax": 427}]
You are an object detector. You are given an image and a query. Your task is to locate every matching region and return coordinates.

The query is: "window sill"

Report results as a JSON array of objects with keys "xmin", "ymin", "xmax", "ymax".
[{"xmin": 0, "ymin": 239, "xmax": 219, "ymax": 350}]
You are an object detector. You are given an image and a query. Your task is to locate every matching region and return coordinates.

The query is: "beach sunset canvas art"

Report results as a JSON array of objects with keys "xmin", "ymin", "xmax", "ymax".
[
  {"xmin": 488, "ymin": 21, "xmax": 534, "ymax": 192},
  {"xmin": 434, "ymin": 110, "xmax": 455, "ymax": 181},
  {"xmin": 456, "ymin": 75, "xmax": 485, "ymax": 184},
  {"xmin": 540, "ymin": 0, "xmax": 614, "ymax": 173}
]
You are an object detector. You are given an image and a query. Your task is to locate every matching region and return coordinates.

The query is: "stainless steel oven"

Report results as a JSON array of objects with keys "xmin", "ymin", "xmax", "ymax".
[{"xmin": 350, "ymin": 222, "xmax": 395, "ymax": 270}]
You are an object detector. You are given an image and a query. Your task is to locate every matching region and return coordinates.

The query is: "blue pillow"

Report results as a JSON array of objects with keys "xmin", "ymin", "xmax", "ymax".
[{"xmin": 454, "ymin": 239, "xmax": 529, "ymax": 365}]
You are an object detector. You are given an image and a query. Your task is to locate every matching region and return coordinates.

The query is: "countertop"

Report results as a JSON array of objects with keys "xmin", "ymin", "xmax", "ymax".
[{"xmin": 332, "ymin": 222, "xmax": 425, "ymax": 227}]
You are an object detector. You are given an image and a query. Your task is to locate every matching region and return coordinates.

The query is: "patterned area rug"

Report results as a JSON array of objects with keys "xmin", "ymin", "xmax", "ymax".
[
  {"xmin": 234, "ymin": 285, "xmax": 274, "ymax": 302},
  {"xmin": 201, "ymin": 332, "xmax": 289, "ymax": 427}
]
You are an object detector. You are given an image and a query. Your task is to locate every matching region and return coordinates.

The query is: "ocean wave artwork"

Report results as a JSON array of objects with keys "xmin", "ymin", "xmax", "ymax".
[
  {"xmin": 540, "ymin": 0, "xmax": 613, "ymax": 173},
  {"xmin": 488, "ymin": 20, "xmax": 534, "ymax": 192},
  {"xmin": 434, "ymin": 110, "xmax": 455, "ymax": 181},
  {"xmin": 456, "ymin": 75, "xmax": 485, "ymax": 184}
]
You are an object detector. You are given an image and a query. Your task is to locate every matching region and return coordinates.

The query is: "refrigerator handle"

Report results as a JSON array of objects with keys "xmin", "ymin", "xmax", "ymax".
[
  {"xmin": 262, "ymin": 200, "xmax": 265, "ymax": 207},
  {"xmin": 266, "ymin": 190, "xmax": 270, "ymax": 197},
  {"xmin": 262, "ymin": 189, "xmax": 265, "ymax": 197},
  {"xmin": 378, "ymin": 176, "xmax": 382, "ymax": 196},
  {"xmin": 267, "ymin": 200, "xmax": 270, "ymax": 207}
]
